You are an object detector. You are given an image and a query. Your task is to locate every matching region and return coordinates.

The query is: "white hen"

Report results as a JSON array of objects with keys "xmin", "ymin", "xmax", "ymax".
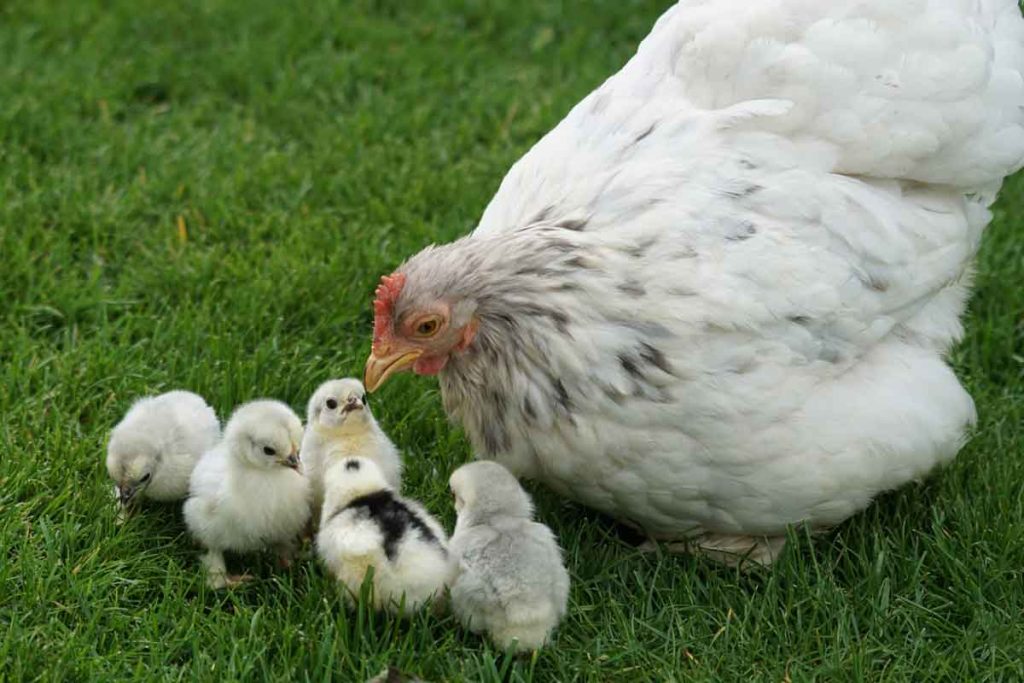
[{"xmin": 365, "ymin": 0, "xmax": 1024, "ymax": 564}]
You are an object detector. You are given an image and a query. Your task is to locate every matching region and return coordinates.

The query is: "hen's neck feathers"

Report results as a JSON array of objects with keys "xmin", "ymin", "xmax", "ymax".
[{"xmin": 405, "ymin": 227, "xmax": 672, "ymax": 461}]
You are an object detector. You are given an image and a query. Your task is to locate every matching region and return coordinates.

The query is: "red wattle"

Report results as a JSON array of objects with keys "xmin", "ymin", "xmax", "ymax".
[{"xmin": 414, "ymin": 355, "xmax": 449, "ymax": 376}]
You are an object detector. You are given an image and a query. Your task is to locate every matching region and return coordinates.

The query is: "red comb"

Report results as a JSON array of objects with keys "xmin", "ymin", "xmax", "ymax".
[{"xmin": 372, "ymin": 272, "xmax": 406, "ymax": 346}]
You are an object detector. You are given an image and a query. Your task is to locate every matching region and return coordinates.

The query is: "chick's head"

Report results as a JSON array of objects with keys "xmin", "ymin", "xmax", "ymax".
[
  {"xmin": 106, "ymin": 433, "xmax": 157, "ymax": 505},
  {"xmin": 449, "ymin": 460, "xmax": 533, "ymax": 523},
  {"xmin": 226, "ymin": 400, "xmax": 303, "ymax": 471},
  {"xmin": 308, "ymin": 378, "xmax": 370, "ymax": 432}
]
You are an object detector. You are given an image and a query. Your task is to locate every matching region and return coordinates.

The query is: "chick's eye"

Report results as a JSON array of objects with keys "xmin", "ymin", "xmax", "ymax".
[
  {"xmin": 415, "ymin": 318, "xmax": 439, "ymax": 336},
  {"xmin": 263, "ymin": 446, "xmax": 276, "ymax": 456},
  {"xmin": 325, "ymin": 399, "xmax": 338, "ymax": 410},
  {"xmin": 140, "ymin": 473, "xmax": 151, "ymax": 483}
]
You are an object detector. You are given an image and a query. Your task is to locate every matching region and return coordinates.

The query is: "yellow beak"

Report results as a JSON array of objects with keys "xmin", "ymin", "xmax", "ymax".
[{"xmin": 364, "ymin": 349, "xmax": 422, "ymax": 392}]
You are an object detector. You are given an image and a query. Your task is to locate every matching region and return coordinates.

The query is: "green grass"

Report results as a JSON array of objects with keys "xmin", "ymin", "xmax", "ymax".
[{"xmin": 1, "ymin": 1, "xmax": 1022, "ymax": 680}]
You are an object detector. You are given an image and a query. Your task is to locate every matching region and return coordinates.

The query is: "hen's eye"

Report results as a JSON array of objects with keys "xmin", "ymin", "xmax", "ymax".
[
  {"xmin": 263, "ymin": 446, "xmax": 276, "ymax": 456},
  {"xmin": 325, "ymin": 398, "xmax": 338, "ymax": 410},
  {"xmin": 416, "ymin": 319, "xmax": 439, "ymax": 336}
]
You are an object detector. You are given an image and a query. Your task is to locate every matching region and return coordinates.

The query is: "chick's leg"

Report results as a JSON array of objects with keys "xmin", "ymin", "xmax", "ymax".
[
  {"xmin": 201, "ymin": 549, "xmax": 230, "ymax": 589},
  {"xmin": 200, "ymin": 549, "xmax": 252, "ymax": 589},
  {"xmin": 274, "ymin": 539, "xmax": 298, "ymax": 569}
]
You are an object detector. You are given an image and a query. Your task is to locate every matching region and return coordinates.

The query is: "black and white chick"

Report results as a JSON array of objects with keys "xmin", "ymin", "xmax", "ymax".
[
  {"xmin": 448, "ymin": 461, "xmax": 570, "ymax": 652},
  {"xmin": 106, "ymin": 390, "xmax": 220, "ymax": 520},
  {"xmin": 315, "ymin": 456, "xmax": 453, "ymax": 614},
  {"xmin": 301, "ymin": 378, "xmax": 402, "ymax": 520},
  {"xmin": 183, "ymin": 400, "xmax": 311, "ymax": 589}
]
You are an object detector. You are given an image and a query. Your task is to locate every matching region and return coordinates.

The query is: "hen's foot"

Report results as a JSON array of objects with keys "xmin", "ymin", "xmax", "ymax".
[{"xmin": 639, "ymin": 535, "xmax": 786, "ymax": 569}]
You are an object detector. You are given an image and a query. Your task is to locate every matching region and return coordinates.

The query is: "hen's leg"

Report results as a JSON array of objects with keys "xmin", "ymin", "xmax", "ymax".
[
  {"xmin": 692, "ymin": 534, "xmax": 786, "ymax": 568},
  {"xmin": 639, "ymin": 534, "xmax": 786, "ymax": 568}
]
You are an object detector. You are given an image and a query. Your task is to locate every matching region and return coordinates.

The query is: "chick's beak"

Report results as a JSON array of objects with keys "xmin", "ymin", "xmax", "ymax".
[
  {"xmin": 283, "ymin": 449, "xmax": 300, "ymax": 470},
  {"xmin": 117, "ymin": 485, "xmax": 136, "ymax": 506},
  {"xmin": 364, "ymin": 346, "xmax": 422, "ymax": 392}
]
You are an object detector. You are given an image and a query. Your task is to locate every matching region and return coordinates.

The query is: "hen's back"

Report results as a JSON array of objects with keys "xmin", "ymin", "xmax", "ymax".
[{"xmin": 630, "ymin": 0, "xmax": 1024, "ymax": 189}]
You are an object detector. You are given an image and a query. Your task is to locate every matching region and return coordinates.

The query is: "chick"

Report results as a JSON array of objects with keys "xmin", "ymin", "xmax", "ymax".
[
  {"xmin": 301, "ymin": 378, "xmax": 402, "ymax": 521},
  {"xmin": 316, "ymin": 456, "xmax": 452, "ymax": 614},
  {"xmin": 448, "ymin": 461, "xmax": 570, "ymax": 653},
  {"xmin": 183, "ymin": 400, "xmax": 311, "ymax": 589},
  {"xmin": 106, "ymin": 390, "xmax": 220, "ymax": 518}
]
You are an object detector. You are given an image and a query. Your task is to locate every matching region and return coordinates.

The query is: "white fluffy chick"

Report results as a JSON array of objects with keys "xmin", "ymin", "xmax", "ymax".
[
  {"xmin": 316, "ymin": 456, "xmax": 452, "ymax": 614},
  {"xmin": 301, "ymin": 378, "xmax": 401, "ymax": 521},
  {"xmin": 183, "ymin": 399, "xmax": 311, "ymax": 589},
  {"xmin": 106, "ymin": 390, "xmax": 220, "ymax": 517},
  {"xmin": 449, "ymin": 461, "xmax": 570, "ymax": 653}
]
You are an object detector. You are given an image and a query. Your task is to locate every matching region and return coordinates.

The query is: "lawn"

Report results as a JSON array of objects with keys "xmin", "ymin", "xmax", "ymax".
[{"xmin": 1, "ymin": 0, "xmax": 1022, "ymax": 680}]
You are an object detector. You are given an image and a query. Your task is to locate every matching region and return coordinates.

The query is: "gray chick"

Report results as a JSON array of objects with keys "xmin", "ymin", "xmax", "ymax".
[{"xmin": 448, "ymin": 461, "xmax": 570, "ymax": 652}]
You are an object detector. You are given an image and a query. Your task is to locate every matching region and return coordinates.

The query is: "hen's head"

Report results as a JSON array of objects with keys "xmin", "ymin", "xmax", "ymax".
[{"xmin": 364, "ymin": 267, "xmax": 480, "ymax": 392}]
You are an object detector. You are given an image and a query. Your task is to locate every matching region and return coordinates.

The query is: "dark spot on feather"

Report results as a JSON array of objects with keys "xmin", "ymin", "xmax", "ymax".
[
  {"xmin": 674, "ymin": 247, "xmax": 698, "ymax": 259},
  {"xmin": 532, "ymin": 205, "xmax": 555, "ymax": 223},
  {"xmin": 520, "ymin": 303, "xmax": 570, "ymax": 333},
  {"xmin": 564, "ymin": 256, "xmax": 593, "ymax": 269},
  {"xmin": 617, "ymin": 280, "xmax": 646, "ymax": 297},
  {"xmin": 345, "ymin": 460, "xmax": 360, "ymax": 471},
  {"xmin": 552, "ymin": 378, "xmax": 572, "ymax": 413},
  {"xmin": 619, "ymin": 353, "xmax": 642, "ymax": 378},
  {"xmin": 860, "ymin": 273, "xmax": 890, "ymax": 292},
  {"xmin": 625, "ymin": 239, "xmax": 655, "ymax": 259},
  {"xmin": 515, "ymin": 266, "xmax": 543, "ymax": 277},
  {"xmin": 523, "ymin": 395, "xmax": 537, "ymax": 422},
  {"xmin": 788, "ymin": 315, "xmax": 810, "ymax": 325},
  {"xmin": 618, "ymin": 319, "xmax": 672, "ymax": 338},
  {"xmin": 481, "ymin": 417, "xmax": 510, "ymax": 455},
  {"xmin": 722, "ymin": 183, "xmax": 762, "ymax": 199},
  {"xmin": 726, "ymin": 221, "xmax": 757, "ymax": 241},
  {"xmin": 819, "ymin": 346, "xmax": 841, "ymax": 364},
  {"xmin": 639, "ymin": 343, "xmax": 674, "ymax": 375},
  {"xmin": 728, "ymin": 358, "xmax": 758, "ymax": 375},
  {"xmin": 668, "ymin": 286, "xmax": 696, "ymax": 297},
  {"xmin": 554, "ymin": 281, "xmax": 580, "ymax": 292},
  {"xmin": 556, "ymin": 217, "xmax": 588, "ymax": 232},
  {"xmin": 488, "ymin": 389, "xmax": 508, "ymax": 416},
  {"xmin": 633, "ymin": 123, "xmax": 657, "ymax": 144},
  {"xmin": 343, "ymin": 490, "xmax": 441, "ymax": 561},
  {"xmin": 548, "ymin": 239, "xmax": 575, "ymax": 254},
  {"xmin": 601, "ymin": 383, "xmax": 626, "ymax": 405},
  {"xmin": 739, "ymin": 159, "xmax": 757, "ymax": 170},
  {"xmin": 654, "ymin": 389, "xmax": 674, "ymax": 404}
]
